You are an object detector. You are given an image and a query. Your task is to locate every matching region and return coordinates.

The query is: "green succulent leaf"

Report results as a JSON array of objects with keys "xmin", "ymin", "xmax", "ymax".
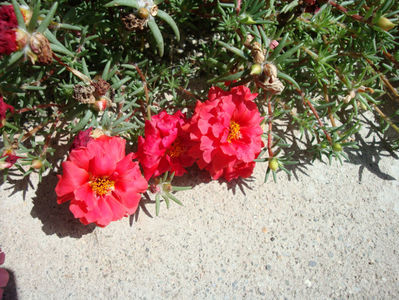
[
  {"xmin": 104, "ymin": 0, "xmax": 139, "ymax": 9},
  {"xmin": 148, "ymin": 18, "xmax": 164, "ymax": 57},
  {"xmin": 157, "ymin": 9, "xmax": 180, "ymax": 41},
  {"xmin": 37, "ymin": 2, "xmax": 58, "ymax": 33}
]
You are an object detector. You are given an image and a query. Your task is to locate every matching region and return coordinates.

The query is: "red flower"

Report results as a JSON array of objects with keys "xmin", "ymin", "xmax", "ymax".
[
  {"xmin": 71, "ymin": 127, "xmax": 93, "ymax": 150},
  {"xmin": 0, "ymin": 5, "xmax": 18, "ymax": 27},
  {"xmin": 0, "ymin": 96, "xmax": 14, "ymax": 128},
  {"xmin": 0, "ymin": 150, "xmax": 21, "ymax": 170},
  {"xmin": 55, "ymin": 135, "xmax": 148, "ymax": 227},
  {"xmin": 0, "ymin": 22, "xmax": 17, "ymax": 55},
  {"xmin": 188, "ymin": 86, "xmax": 264, "ymax": 181},
  {"xmin": 0, "ymin": 248, "xmax": 9, "ymax": 300},
  {"xmin": 135, "ymin": 110, "xmax": 195, "ymax": 180}
]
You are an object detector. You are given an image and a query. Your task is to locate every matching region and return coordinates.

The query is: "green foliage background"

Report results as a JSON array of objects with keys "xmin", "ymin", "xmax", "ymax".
[{"xmin": 1, "ymin": 0, "xmax": 398, "ymax": 183}]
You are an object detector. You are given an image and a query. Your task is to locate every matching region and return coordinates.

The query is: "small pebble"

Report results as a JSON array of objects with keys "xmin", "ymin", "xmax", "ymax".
[{"xmin": 308, "ymin": 260, "xmax": 317, "ymax": 267}]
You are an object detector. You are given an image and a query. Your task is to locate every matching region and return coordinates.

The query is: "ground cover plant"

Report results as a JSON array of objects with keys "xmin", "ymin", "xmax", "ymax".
[{"xmin": 0, "ymin": 0, "xmax": 398, "ymax": 226}]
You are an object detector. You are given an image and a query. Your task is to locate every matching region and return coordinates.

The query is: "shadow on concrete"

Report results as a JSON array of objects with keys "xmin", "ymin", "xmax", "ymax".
[
  {"xmin": 30, "ymin": 171, "xmax": 95, "ymax": 238},
  {"xmin": 3, "ymin": 269, "xmax": 17, "ymax": 300}
]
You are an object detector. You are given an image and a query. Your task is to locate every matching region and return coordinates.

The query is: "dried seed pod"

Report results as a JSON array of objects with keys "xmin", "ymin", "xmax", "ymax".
[
  {"xmin": 343, "ymin": 90, "xmax": 356, "ymax": 104},
  {"xmin": 258, "ymin": 63, "xmax": 285, "ymax": 95},
  {"xmin": 150, "ymin": 5, "xmax": 158, "ymax": 17},
  {"xmin": 264, "ymin": 63, "xmax": 278, "ymax": 79},
  {"xmin": 73, "ymin": 84, "xmax": 96, "ymax": 104},
  {"xmin": 122, "ymin": 13, "xmax": 147, "ymax": 31},
  {"xmin": 251, "ymin": 41, "xmax": 265, "ymax": 64},
  {"xmin": 91, "ymin": 79, "xmax": 111, "ymax": 97},
  {"xmin": 90, "ymin": 128, "xmax": 105, "ymax": 139},
  {"xmin": 29, "ymin": 32, "xmax": 53, "ymax": 65},
  {"xmin": 260, "ymin": 77, "xmax": 285, "ymax": 95}
]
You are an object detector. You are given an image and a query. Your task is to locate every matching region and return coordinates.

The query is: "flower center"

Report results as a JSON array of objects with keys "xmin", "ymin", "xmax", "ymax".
[
  {"xmin": 228, "ymin": 121, "xmax": 241, "ymax": 143},
  {"xmin": 90, "ymin": 176, "xmax": 115, "ymax": 196},
  {"xmin": 167, "ymin": 140, "xmax": 184, "ymax": 158}
]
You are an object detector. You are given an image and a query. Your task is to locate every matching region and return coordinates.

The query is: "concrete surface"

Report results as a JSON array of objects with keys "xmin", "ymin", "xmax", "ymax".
[{"xmin": 1, "ymin": 131, "xmax": 399, "ymax": 299}]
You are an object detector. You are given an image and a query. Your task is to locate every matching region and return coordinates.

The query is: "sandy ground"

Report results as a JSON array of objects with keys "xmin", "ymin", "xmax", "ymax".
[{"xmin": 1, "ymin": 131, "xmax": 399, "ymax": 299}]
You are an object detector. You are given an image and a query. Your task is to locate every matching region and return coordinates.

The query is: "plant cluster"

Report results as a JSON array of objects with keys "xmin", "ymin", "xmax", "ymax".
[{"xmin": 0, "ymin": 0, "xmax": 398, "ymax": 223}]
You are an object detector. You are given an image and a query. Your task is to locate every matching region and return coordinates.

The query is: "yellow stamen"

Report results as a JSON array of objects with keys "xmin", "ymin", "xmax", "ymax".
[
  {"xmin": 228, "ymin": 121, "xmax": 241, "ymax": 143},
  {"xmin": 90, "ymin": 176, "xmax": 115, "ymax": 196},
  {"xmin": 167, "ymin": 140, "xmax": 184, "ymax": 158}
]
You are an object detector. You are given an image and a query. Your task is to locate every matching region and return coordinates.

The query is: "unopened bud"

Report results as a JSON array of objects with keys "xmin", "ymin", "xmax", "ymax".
[
  {"xmin": 92, "ymin": 98, "xmax": 108, "ymax": 111},
  {"xmin": 268, "ymin": 158, "xmax": 279, "ymax": 171},
  {"xmin": 239, "ymin": 14, "xmax": 256, "ymax": 25},
  {"xmin": 376, "ymin": 16, "xmax": 396, "ymax": 31},
  {"xmin": 333, "ymin": 142, "xmax": 343, "ymax": 152},
  {"xmin": 162, "ymin": 183, "xmax": 172, "ymax": 192},
  {"xmin": 31, "ymin": 159, "xmax": 43, "ymax": 169},
  {"xmin": 269, "ymin": 40, "xmax": 279, "ymax": 50},
  {"xmin": 250, "ymin": 63, "xmax": 263, "ymax": 75}
]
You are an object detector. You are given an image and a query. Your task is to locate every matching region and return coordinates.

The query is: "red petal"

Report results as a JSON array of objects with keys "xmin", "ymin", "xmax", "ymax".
[
  {"xmin": 0, "ymin": 269, "xmax": 9, "ymax": 288},
  {"xmin": 55, "ymin": 161, "xmax": 89, "ymax": 198},
  {"xmin": 89, "ymin": 154, "xmax": 116, "ymax": 177},
  {"xmin": 74, "ymin": 183, "xmax": 97, "ymax": 210}
]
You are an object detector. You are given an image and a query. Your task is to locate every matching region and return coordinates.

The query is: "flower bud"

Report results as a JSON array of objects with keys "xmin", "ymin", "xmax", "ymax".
[
  {"xmin": 358, "ymin": 101, "xmax": 368, "ymax": 111},
  {"xmin": 376, "ymin": 16, "xmax": 396, "ymax": 31},
  {"xmin": 162, "ymin": 183, "xmax": 172, "ymax": 192},
  {"xmin": 269, "ymin": 40, "xmax": 279, "ymax": 50},
  {"xmin": 268, "ymin": 158, "xmax": 279, "ymax": 171},
  {"xmin": 31, "ymin": 159, "xmax": 43, "ymax": 169},
  {"xmin": 92, "ymin": 98, "xmax": 108, "ymax": 111},
  {"xmin": 239, "ymin": 14, "xmax": 256, "ymax": 25},
  {"xmin": 333, "ymin": 142, "xmax": 343, "ymax": 152},
  {"xmin": 250, "ymin": 63, "xmax": 263, "ymax": 75}
]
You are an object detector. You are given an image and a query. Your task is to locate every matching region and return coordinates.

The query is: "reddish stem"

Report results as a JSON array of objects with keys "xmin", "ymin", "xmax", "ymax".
[
  {"xmin": 300, "ymin": 91, "xmax": 333, "ymax": 144},
  {"xmin": 41, "ymin": 112, "xmax": 61, "ymax": 156},
  {"xmin": 236, "ymin": 0, "xmax": 242, "ymax": 15},
  {"xmin": 16, "ymin": 103, "xmax": 61, "ymax": 114},
  {"xmin": 328, "ymin": 1, "xmax": 364, "ymax": 22},
  {"xmin": 133, "ymin": 64, "xmax": 151, "ymax": 120}
]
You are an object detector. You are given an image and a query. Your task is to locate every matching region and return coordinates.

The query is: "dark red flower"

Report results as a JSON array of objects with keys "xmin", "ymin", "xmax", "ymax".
[
  {"xmin": 0, "ymin": 96, "xmax": 14, "ymax": 128},
  {"xmin": 135, "ymin": 110, "xmax": 195, "ymax": 180},
  {"xmin": 0, "ymin": 149, "xmax": 21, "ymax": 170},
  {"xmin": 71, "ymin": 127, "xmax": 93, "ymax": 150},
  {"xmin": 56, "ymin": 135, "xmax": 148, "ymax": 227},
  {"xmin": 0, "ymin": 248, "xmax": 9, "ymax": 300},
  {"xmin": 0, "ymin": 22, "xmax": 17, "ymax": 55},
  {"xmin": 188, "ymin": 86, "xmax": 264, "ymax": 181},
  {"xmin": 0, "ymin": 5, "xmax": 18, "ymax": 27}
]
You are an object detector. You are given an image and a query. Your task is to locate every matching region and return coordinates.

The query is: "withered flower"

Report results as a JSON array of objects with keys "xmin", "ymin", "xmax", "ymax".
[
  {"xmin": 251, "ymin": 41, "xmax": 265, "ymax": 64},
  {"xmin": 73, "ymin": 84, "xmax": 96, "ymax": 104},
  {"xmin": 122, "ymin": 13, "xmax": 147, "ymax": 31},
  {"xmin": 91, "ymin": 78, "xmax": 111, "ymax": 97},
  {"xmin": 258, "ymin": 63, "xmax": 285, "ymax": 95},
  {"xmin": 29, "ymin": 32, "xmax": 53, "ymax": 64}
]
